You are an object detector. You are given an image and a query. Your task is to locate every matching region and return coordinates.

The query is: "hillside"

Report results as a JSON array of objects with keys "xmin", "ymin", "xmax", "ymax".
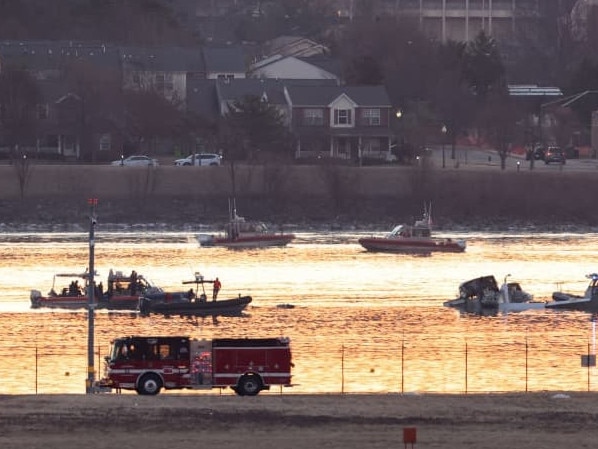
[{"xmin": 0, "ymin": 0, "xmax": 194, "ymax": 45}]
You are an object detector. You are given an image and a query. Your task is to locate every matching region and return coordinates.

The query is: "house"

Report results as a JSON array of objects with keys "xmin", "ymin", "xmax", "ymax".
[
  {"xmin": 202, "ymin": 46, "xmax": 247, "ymax": 80},
  {"xmin": 0, "ymin": 41, "xmax": 124, "ymax": 161},
  {"xmin": 214, "ymin": 78, "xmax": 340, "ymax": 126},
  {"xmin": 248, "ymin": 54, "xmax": 341, "ymax": 82},
  {"xmin": 215, "ymin": 78, "xmax": 290, "ymax": 124},
  {"xmin": 120, "ymin": 46, "xmax": 205, "ymax": 109},
  {"xmin": 284, "ymin": 85, "xmax": 395, "ymax": 161}
]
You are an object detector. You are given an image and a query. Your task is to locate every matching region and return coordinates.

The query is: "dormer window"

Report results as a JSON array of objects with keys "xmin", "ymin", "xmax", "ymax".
[{"xmin": 334, "ymin": 108, "xmax": 352, "ymax": 125}]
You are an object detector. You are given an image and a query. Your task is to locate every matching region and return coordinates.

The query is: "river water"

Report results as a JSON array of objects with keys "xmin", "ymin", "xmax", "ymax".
[{"xmin": 1, "ymin": 228, "xmax": 598, "ymax": 395}]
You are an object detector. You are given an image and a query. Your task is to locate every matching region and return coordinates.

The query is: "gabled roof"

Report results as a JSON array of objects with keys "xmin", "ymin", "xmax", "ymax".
[
  {"xmin": 202, "ymin": 46, "xmax": 246, "ymax": 74},
  {"xmin": 215, "ymin": 78, "xmax": 339, "ymax": 105},
  {"xmin": 248, "ymin": 54, "xmax": 340, "ymax": 80},
  {"xmin": 547, "ymin": 90, "xmax": 598, "ymax": 108},
  {"xmin": 508, "ymin": 84, "xmax": 563, "ymax": 97},
  {"xmin": 0, "ymin": 40, "xmax": 120, "ymax": 72},
  {"xmin": 35, "ymin": 79, "xmax": 76, "ymax": 103},
  {"xmin": 119, "ymin": 46, "xmax": 204, "ymax": 72},
  {"xmin": 285, "ymin": 85, "xmax": 392, "ymax": 107},
  {"xmin": 298, "ymin": 55, "xmax": 342, "ymax": 78},
  {"xmin": 262, "ymin": 35, "xmax": 329, "ymax": 58}
]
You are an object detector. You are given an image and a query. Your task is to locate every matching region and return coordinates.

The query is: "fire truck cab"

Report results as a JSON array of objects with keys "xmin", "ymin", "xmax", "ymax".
[{"xmin": 100, "ymin": 336, "xmax": 293, "ymax": 396}]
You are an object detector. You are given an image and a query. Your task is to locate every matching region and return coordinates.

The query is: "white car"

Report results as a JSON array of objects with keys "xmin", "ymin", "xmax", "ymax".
[
  {"xmin": 174, "ymin": 153, "xmax": 222, "ymax": 166},
  {"xmin": 111, "ymin": 155, "xmax": 158, "ymax": 166}
]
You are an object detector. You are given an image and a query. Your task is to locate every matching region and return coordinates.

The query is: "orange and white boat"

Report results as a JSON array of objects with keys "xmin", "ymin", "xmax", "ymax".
[
  {"xmin": 358, "ymin": 204, "xmax": 466, "ymax": 254},
  {"xmin": 198, "ymin": 200, "xmax": 294, "ymax": 249}
]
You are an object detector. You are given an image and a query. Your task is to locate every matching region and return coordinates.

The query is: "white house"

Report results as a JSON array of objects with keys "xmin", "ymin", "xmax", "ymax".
[{"xmin": 248, "ymin": 55, "xmax": 340, "ymax": 82}]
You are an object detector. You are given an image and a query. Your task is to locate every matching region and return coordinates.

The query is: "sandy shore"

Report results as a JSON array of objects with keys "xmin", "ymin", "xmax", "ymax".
[{"xmin": 1, "ymin": 393, "xmax": 597, "ymax": 448}]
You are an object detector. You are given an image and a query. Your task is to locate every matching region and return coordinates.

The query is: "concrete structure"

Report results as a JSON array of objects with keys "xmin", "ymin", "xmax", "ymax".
[{"xmin": 337, "ymin": 0, "xmax": 554, "ymax": 43}]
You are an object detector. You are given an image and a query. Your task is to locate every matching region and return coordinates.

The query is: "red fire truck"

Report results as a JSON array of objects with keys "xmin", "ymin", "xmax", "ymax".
[{"xmin": 99, "ymin": 336, "xmax": 293, "ymax": 396}]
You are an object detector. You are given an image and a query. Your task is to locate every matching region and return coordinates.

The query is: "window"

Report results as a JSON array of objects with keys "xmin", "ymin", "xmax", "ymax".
[
  {"xmin": 37, "ymin": 104, "xmax": 49, "ymax": 120},
  {"xmin": 361, "ymin": 109, "xmax": 380, "ymax": 126},
  {"xmin": 303, "ymin": 109, "xmax": 324, "ymax": 126},
  {"xmin": 155, "ymin": 73, "xmax": 173, "ymax": 93},
  {"xmin": 155, "ymin": 74, "xmax": 165, "ymax": 92},
  {"xmin": 334, "ymin": 108, "xmax": 352, "ymax": 126},
  {"xmin": 99, "ymin": 134, "xmax": 111, "ymax": 152}
]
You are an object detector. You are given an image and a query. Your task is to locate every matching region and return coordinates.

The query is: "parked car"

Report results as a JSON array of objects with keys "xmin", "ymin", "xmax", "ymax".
[
  {"xmin": 544, "ymin": 146, "xmax": 566, "ymax": 165},
  {"xmin": 525, "ymin": 145, "xmax": 545, "ymax": 161},
  {"xmin": 110, "ymin": 155, "xmax": 158, "ymax": 166},
  {"xmin": 174, "ymin": 153, "xmax": 222, "ymax": 166}
]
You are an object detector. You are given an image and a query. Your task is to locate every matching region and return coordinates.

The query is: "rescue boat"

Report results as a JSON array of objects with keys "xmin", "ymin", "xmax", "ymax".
[
  {"xmin": 30, "ymin": 269, "xmax": 192, "ymax": 310},
  {"xmin": 358, "ymin": 204, "xmax": 466, "ymax": 254},
  {"xmin": 197, "ymin": 199, "xmax": 294, "ymax": 249}
]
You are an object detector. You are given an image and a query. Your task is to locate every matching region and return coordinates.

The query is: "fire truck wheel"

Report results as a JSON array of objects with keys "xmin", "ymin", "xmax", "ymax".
[
  {"xmin": 137, "ymin": 373, "xmax": 163, "ymax": 395},
  {"xmin": 237, "ymin": 374, "xmax": 262, "ymax": 396}
]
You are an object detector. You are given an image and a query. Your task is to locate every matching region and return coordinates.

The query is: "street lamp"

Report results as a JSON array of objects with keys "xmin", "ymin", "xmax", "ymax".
[
  {"xmin": 441, "ymin": 125, "xmax": 447, "ymax": 168},
  {"xmin": 394, "ymin": 109, "xmax": 403, "ymax": 162}
]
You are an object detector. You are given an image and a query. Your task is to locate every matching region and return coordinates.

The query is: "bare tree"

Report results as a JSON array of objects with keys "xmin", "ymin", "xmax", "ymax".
[
  {"xmin": 63, "ymin": 59, "xmax": 123, "ymax": 162},
  {"xmin": 220, "ymin": 95, "xmax": 291, "ymax": 162},
  {"xmin": 0, "ymin": 64, "xmax": 40, "ymax": 157},
  {"xmin": 433, "ymin": 41, "xmax": 476, "ymax": 160},
  {"xmin": 13, "ymin": 149, "xmax": 31, "ymax": 199},
  {"xmin": 479, "ymin": 91, "xmax": 520, "ymax": 170},
  {"xmin": 124, "ymin": 90, "xmax": 186, "ymax": 155}
]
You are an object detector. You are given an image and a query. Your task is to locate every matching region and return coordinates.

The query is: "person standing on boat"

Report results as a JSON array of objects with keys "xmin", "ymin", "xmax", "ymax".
[
  {"xmin": 129, "ymin": 270, "xmax": 138, "ymax": 295},
  {"xmin": 212, "ymin": 277, "xmax": 221, "ymax": 301}
]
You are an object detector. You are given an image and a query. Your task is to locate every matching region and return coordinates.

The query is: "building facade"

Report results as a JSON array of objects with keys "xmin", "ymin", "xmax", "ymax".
[{"xmin": 336, "ymin": 0, "xmax": 575, "ymax": 43}]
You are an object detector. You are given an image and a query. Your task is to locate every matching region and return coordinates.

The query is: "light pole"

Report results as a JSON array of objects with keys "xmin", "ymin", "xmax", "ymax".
[
  {"xmin": 394, "ymin": 109, "xmax": 403, "ymax": 162},
  {"xmin": 441, "ymin": 125, "xmax": 447, "ymax": 168},
  {"xmin": 86, "ymin": 198, "xmax": 98, "ymax": 394}
]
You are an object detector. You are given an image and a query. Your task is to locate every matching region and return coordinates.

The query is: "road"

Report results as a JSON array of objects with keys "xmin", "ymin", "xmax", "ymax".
[{"xmin": 423, "ymin": 146, "xmax": 598, "ymax": 173}]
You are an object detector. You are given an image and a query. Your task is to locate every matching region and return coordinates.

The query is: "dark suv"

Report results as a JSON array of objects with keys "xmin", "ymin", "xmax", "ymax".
[
  {"xmin": 525, "ymin": 145, "xmax": 545, "ymax": 161},
  {"xmin": 544, "ymin": 146, "xmax": 566, "ymax": 165}
]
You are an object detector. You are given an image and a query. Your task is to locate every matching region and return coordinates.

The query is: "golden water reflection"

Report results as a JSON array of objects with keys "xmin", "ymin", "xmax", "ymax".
[{"xmin": 0, "ymin": 231, "xmax": 597, "ymax": 394}]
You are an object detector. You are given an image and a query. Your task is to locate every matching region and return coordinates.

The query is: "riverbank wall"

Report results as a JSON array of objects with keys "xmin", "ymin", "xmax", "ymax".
[{"xmin": 0, "ymin": 164, "xmax": 597, "ymax": 228}]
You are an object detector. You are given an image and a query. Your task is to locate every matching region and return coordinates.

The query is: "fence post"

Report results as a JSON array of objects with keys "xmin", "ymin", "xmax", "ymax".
[
  {"xmin": 588, "ymin": 342, "xmax": 591, "ymax": 392},
  {"xmin": 401, "ymin": 337, "xmax": 404, "ymax": 394},
  {"xmin": 341, "ymin": 344, "xmax": 345, "ymax": 395},
  {"xmin": 97, "ymin": 344, "xmax": 102, "ymax": 376},
  {"xmin": 464, "ymin": 341, "xmax": 468, "ymax": 394},
  {"xmin": 525, "ymin": 337, "xmax": 529, "ymax": 392}
]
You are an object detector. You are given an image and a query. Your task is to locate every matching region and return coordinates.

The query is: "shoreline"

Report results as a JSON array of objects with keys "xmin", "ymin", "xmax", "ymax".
[
  {"xmin": 1, "ymin": 218, "xmax": 597, "ymax": 234},
  {"xmin": 1, "ymin": 392, "xmax": 598, "ymax": 448}
]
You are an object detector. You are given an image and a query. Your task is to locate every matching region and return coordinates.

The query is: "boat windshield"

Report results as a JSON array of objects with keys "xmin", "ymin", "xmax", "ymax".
[
  {"xmin": 229, "ymin": 219, "xmax": 269, "ymax": 235},
  {"xmin": 387, "ymin": 225, "xmax": 405, "ymax": 237}
]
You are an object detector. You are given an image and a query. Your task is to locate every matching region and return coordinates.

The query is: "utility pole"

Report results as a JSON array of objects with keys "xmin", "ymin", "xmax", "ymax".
[{"xmin": 86, "ymin": 198, "xmax": 98, "ymax": 394}]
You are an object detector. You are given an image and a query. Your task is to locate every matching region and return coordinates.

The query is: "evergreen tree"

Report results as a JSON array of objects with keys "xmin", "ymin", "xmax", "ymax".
[{"xmin": 464, "ymin": 31, "xmax": 506, "ymax": 101}]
